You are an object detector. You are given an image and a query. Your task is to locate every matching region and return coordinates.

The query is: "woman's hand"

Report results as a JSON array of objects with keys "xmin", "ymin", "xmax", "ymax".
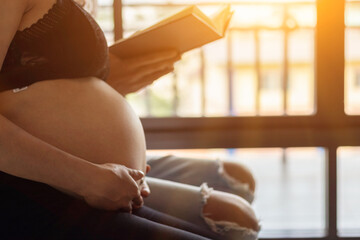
[
  {"xmin": 81, "ymin": 163, "xmax": 145, "ymax": 212},
  {"xmin": 141, "ymin": 164, "xmax": 151, "ymax": 198},
  {"xmin": 107, "ymin": 50, "xmax": 181, "ymax": 95},
  {"xmin": 131, "ymin": 179, "xmax": 150, "ymax": 209},
  {"xmin": 132, "ymin": 164, "xmax": 151, "ymax": 209}
]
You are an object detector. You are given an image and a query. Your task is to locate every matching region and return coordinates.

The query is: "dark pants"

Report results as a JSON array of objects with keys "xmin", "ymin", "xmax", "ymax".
[{"xmin": 0, "ymin": 172, "xmax": 219, "ymax": 240}]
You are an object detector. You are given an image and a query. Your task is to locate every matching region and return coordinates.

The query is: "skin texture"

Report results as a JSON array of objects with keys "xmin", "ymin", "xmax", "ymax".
[
  {"xmin": 18, "ymin": 0, "xmax": 56, "ymax": 31},
  {"xmin": 0, "ymin": 100, "xmax": 145, "ymax": 212},
  {"xmin": 0, "ymin": 78, "xmax": 259, "ymax": 231},
  {"xmin": 203, "ymin": 190, "xmax": 260, "ymax": 232},
  {"xmin": 223, "ymin": 161, "xmax": 256, "ymax": 193},
  {"xmin": 0, "ymin": 0, "xmax": 259, "ymax": 232},
  {"xmin": 0, "ymin": 78, "xmax": 147, "ymax": 172},
  {"xmin": 0, "ymin": 0, "xmax": 28, "ymax": 68},
  {"xmin": 107, "ymin": 51, "xmax": 181, "ymax": 95},
  {"xmin": 0, "ymin": 78, "xmax": 149, "ymax": 211},
  {"xmin": 0, "ymin": 0, "xmax": 173, "ymax": 212}
]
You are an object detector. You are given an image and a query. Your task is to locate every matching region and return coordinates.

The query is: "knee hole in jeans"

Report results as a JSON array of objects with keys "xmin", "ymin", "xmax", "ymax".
[{"xmin": 202, "ymin": 190, "xmax": 260, "ymax": 233}]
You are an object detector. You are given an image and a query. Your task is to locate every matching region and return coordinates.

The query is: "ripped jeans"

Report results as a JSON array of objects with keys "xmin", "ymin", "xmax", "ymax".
[
  {"xmin": 0, "ymin": 154, "xmax": 258, "ymax": 240},
  {"xmin": 146, "ymin": 155, "xmax": 259, "ymax": 240}
]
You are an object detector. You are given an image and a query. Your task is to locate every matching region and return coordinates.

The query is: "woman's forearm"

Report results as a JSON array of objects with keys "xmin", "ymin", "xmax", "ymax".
[
  {"xmin": 0, "ymin": 114, "xmax": 146, "ymax": 210},
  {"xmin": 0, "ymin": 114, "xmax": 95, "ymax": 195}
]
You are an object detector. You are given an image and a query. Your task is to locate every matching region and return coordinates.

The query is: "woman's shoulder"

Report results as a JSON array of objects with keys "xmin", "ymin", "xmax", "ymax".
[
  {"xmin": 0, "ymin": 0, "xmax": 32, "ymax": 70},
  {"xmin": 0, "ymin": 0, "xmax": 33, "ymax": 13},
  {"xmin": 0, "ymin": 0, "xmax": 30, "ymax": 12},
  {"xmin": 17, "ymin": 0, "xmax": 59, "ymax": 32}
]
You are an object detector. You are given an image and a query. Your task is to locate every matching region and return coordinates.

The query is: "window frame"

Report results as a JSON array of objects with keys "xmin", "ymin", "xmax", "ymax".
[{"xmin": 113, "ymin": 0, "xmax": 356, "ymax": 239}]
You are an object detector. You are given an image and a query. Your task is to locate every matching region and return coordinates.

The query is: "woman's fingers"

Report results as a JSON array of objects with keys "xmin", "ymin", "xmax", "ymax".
[
  {"xmin": 120, "ymin": 201, "xmax": 133, "ymax": 213},
  {"xmin": 134, "ymin": 58, "xmax": 176, "ymax": 79},
  {"xmin": 114, "ymin": 61, "xmax": 174, "ymax": 92},
  {"xmin": 140, "ymin": 180, "xmax": 151, "ymax": 198},
  {"xmin": 128, "ymin": 50, "xmax": 179, "ymax": 68},
  {"xmin": 107, "ymin": 50, "xmax": 180, "ymax": 95},
  {"xmin": 127, "ymin": 168, "xmax": 144, "ymax": 181},
  {"xmin": 82, "ymin": 164, "xmax": 145, "ymax": 212},
  {"xmin": 142, "ymin": 67, "xmax": 175, "ymax": 84},
  {"xmin": 146, "ymin": 164, "xmax": 151, "ymax": 174},
  {"xmin": 123, "ymin": 67, "xmax": 174, "ymax": 94},
  {"xmin": 132, "ymin": 195, "xmax": 144, "ymax": 209}
]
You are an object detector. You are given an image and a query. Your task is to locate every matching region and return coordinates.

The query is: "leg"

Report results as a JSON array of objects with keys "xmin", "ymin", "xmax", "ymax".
[
  {"xmin": 203, "ymin": 191, "xmax": 260, "ymax": 236},
  {"xmin": 0, "ymin": 172, "xmax": 212, "ymax": 240},
  {"xmin": 223, "ymin": 161, "xmax": 256, "ymax": 193},
  {"xmin": 145, "ymin": 177, "xmax": 260, "ymax": 240},
  {"xmin": 147, "ymin": 155, "xmax": 255, "ymax": 202}
]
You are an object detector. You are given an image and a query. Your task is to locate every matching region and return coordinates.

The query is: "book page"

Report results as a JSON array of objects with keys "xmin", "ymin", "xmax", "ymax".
[
  {"xmin": 191, "ymin": 6, "xmax": 217, "ymax": 30},
  {"xmin": 131, "ymin": 5, "xmax": 217, "ymax": 38},
  {"xmin": 210, "ymin": 5, "xmax": 232, "ymax": 35},
  {"xmin": 110, "ymin": 15, "xmax": 222, "ymax": 58},
  {"xmin": 132, "ymin": 6, "xmax": 196, "ymax": 37},
  {"xmin": 110, "ymin": 5, "xmax": 232, "ymax": 58},
  {"xmin": 222, "ymin": 11, "xmax": 234, "ymax": 35}
]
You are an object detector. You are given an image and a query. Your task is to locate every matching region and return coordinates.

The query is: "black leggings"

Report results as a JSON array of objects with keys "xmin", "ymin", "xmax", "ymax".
[{"xmin": 0, "ymin": 172, "xmax": 219, "ymax": 240}]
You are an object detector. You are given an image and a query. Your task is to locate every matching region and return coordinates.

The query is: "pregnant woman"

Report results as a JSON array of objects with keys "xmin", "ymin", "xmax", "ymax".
[{"xmin": 0, "ymin": 0, "xmax": 259, "ymax": 239}]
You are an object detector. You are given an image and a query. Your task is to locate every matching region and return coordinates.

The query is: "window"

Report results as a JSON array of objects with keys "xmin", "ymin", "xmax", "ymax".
[
  {"xmin": 345, "ymin": 0, "xmax": 360, "ymax": 114},
  {"xmin": 94, "ymin": 0, "xmax": 360, "ymax": 239},
  {"xmin": 120, "ymin": 1, "xmax": 316, "ymax": 117},
  {"xmin": 149, "ymin": 147, "xmax": 327, "ymax": 238},
  {"xmin": 337, "ymin": 147, "xmax": 360, "ymax": 237}
]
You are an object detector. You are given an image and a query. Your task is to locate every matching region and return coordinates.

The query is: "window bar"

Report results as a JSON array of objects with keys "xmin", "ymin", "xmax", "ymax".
[
  {"xmin": 172, "ymin": 72, "xmax": 179, "ymax": 116},
  {"xmin": 91, "ymin": 0, "xmax": 98, "ymax": 16},
  {"xmin": 145, "ymin": 88, "xmax": 152, "ymax": 117},
  {"xmin": 326, "ymin": 147, "xmax": 338, "ymax": 239},
  {"xmin": 200, "ymin": 48, "xmax": 206, "ymax": 116},
  {"xmin": 316, "ymin": 0, "xmax": 345, "ymax": 117},
  {"xmin": 113, "ymin": 0, "xmax": 123, "ymax": 41},
  {"xmin": 283, "ymin": 6, "xmax": 289, "ymax": 116},
  {"xmin": 227, "ymin": 30, "xmax": 234, "ymax": 116},
  {"xmin": 281, "ymin": 148, "xmax": 288, "ymax": 172},
  {"xmin": 255, "ymin": 29, "xmax": 261, "ymax": 115}
]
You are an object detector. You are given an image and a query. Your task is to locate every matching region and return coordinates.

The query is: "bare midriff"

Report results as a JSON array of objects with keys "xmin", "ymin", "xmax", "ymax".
[{"xmin": 0, "ymin": 77, "xmax": 147, "ymax": 172}]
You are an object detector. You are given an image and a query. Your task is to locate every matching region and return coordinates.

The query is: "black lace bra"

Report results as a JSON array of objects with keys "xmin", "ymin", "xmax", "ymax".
[{"xmin": 0, "ymin": 0, "xmax": 110, "ymax": 92}]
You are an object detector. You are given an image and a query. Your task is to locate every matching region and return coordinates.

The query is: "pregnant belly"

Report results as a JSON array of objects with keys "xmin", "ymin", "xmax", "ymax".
[{"xmin": 0, "ymin": 77, "xmax": 147, "ymax": 172}]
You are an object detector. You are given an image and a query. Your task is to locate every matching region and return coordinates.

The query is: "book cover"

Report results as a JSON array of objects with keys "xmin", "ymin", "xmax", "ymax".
[{"xmin": 109, "ymin": 5, "xmax": 233, "ymax": 58}]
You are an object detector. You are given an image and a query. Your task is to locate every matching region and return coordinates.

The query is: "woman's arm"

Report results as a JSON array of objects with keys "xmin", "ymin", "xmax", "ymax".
[
  {"xmin": 0, "ymin": 1, "xmax": 144, "ymax": 211},
  {"xmin": 0, "ymin": 0, "xmax": 30, "ymax": 70},
  {"xmin": 107, "ymin": 51, "xmax": 181, "ymax": 95},
  {"xmin": 0, "ymin": 114, "xmax": 94, "ymax": 193},
  {"xmin": 0, "ymin": 114, "xmax": 144, "ymax": 211},
  {"xmin": 0, "ymin": 0, "xmax": 87, "ymax": 193}
]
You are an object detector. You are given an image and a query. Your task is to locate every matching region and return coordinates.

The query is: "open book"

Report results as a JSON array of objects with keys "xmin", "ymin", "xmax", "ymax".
[{"xmin": 109, "ymin": 5, "xmax": 233, "ymax": 58}]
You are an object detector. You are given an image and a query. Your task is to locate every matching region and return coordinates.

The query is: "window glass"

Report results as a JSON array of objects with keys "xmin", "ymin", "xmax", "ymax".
[
  {"xmin": 345, "ymin": 0, "xmax": 360, "ymax": 114},
  {"xmin": 148, "ymin": 147, "xmax": 326, "ymax": 238},
  {"xmin": 94, "ymin": 0, "xmax": 114, "ymax": 43},
  {"xmin": 337, "ymin": 147, "xmax": 360, "ymax": 237},
  {"xmin": 118, "ymin": 1, "xmax": 316, "ymax": 117}
]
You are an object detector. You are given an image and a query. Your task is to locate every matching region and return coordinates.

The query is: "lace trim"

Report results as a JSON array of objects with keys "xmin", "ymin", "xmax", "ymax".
[{"xmin": 16, "ymin": 0, "xmax": 70, "ymax": 41}]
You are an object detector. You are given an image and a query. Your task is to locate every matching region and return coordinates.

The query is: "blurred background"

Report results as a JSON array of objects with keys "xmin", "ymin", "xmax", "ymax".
[{"xmin": 90, "ymin": 0, "xmax": 360, "ymax": 238}]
